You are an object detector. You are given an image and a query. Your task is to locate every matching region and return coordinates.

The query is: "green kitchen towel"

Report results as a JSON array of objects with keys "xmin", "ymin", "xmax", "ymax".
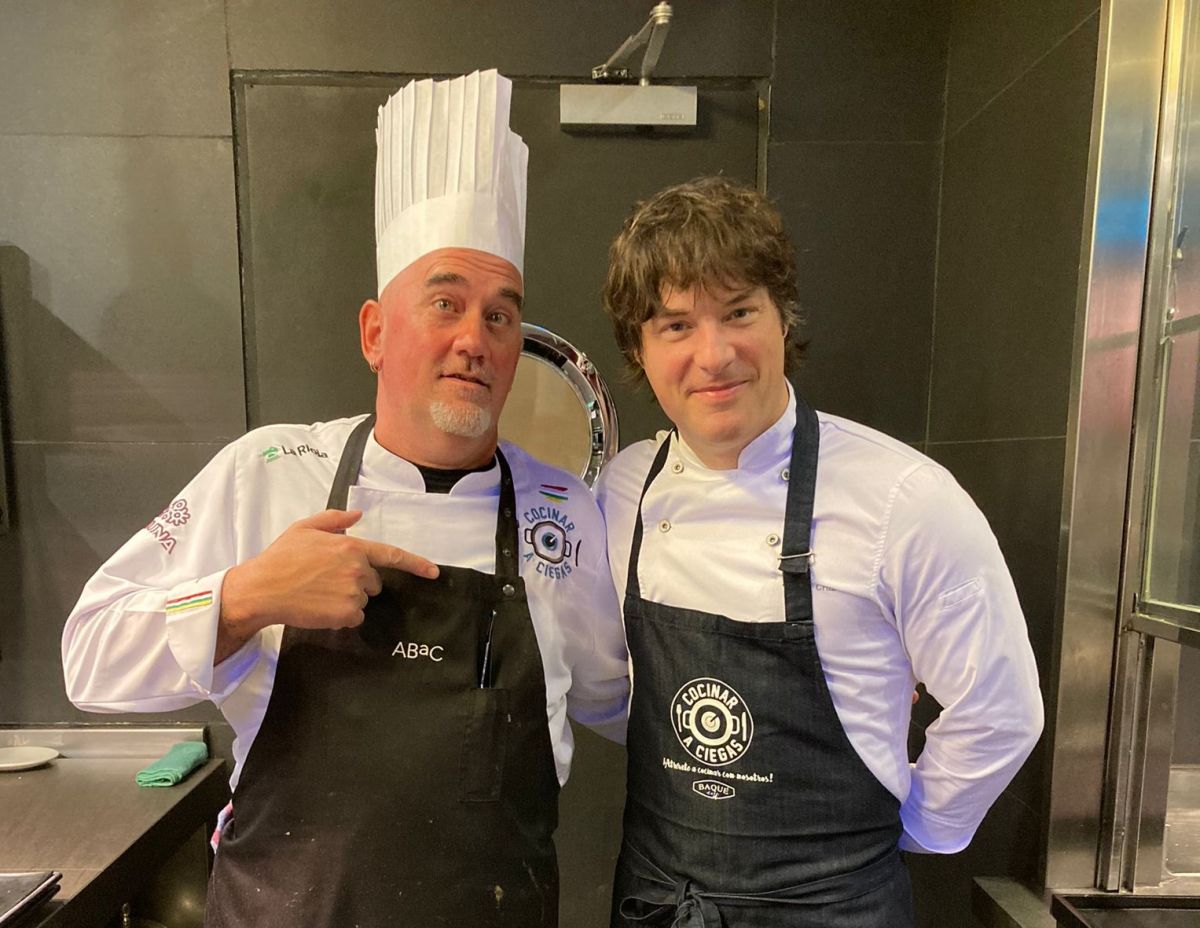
[{"xmin": 135, "ymin": 741, "xmax": 208, "ymax": 787}]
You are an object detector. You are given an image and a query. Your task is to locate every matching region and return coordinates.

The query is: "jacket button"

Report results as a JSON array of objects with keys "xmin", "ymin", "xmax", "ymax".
[
  {"xmin": 670, "ymin": 461, "xmax": 684, "ymax": 475},
  {"xmin": 766, "ymin": 533, "xmax": 780, "ymax": 546},
  {"xmin": 658, "ymin": 520, "xmax": 671, "ymax": 533},
  {"xmin": 781, "ymin": 468, "xmax": 790, "ymax": 482},
  {"xmin": 501, "ymin": 583, "xmax": 516, "ymax": 598}
]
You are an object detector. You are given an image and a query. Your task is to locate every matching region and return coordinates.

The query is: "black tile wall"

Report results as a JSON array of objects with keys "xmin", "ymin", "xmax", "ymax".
[
  {"xmin": 929, "ymin": 16, "xmax": 1098, "ymax": 443},
  {"xmin": 226, "ymin": 0, "xmax": 773, "ymax": 77},
  {"xmin": 945, "ymin": 0, "xmax": 1101, "ymax": 137},
  {"xmin": 0, "ymin": 440, "xmax": 227, "ymax": 723},
  {"xmin": 0, "ymin": 138, "xmax": 245, "ymax": 444},
  {"xmin": 769, "ymin": 140, "xmax": 940, "ymax": 441},
  {"xmin": 0, "ymin": 0, "xmax": 231, "ymax": 138},
  {"xmin": 772, "ymin": 0, "xmax": 950, "ymax": 143}
]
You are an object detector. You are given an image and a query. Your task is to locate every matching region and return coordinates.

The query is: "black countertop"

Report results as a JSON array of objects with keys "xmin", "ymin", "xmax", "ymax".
[{"xmin": 0, "ymin": 755, "xmax": 227, "ymax": 928}]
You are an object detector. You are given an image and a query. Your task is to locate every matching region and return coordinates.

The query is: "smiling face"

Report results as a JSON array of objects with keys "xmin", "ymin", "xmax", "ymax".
[
  {"xmin": 360, "ymin": 247, "xmax": 524, "ymax": 468},
  {"xmin": 639, "ymin": 281, "xmax": 790, "ymax": 469}
]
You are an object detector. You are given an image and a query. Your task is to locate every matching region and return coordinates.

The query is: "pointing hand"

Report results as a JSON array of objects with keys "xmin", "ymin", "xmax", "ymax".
[{"xmin": 214, "ymin": 509, "xmax": 439, "ymax": 663}]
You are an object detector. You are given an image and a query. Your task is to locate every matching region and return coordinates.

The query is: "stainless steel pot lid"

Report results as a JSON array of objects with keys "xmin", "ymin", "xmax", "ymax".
[{"xmin": 498, "ymin": 323, "xmax": 619, "ymax": 487}]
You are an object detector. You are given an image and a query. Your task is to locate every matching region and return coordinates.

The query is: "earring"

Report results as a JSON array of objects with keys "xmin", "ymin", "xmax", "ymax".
[{"xmin": 369, "ymin": 360, "xmax": 380, "ymax": 374}]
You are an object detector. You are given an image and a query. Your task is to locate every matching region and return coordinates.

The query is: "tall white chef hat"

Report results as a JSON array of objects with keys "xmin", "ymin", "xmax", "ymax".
[{"xmin": 374, "ymin": 69, "xmax": 529, "ymax": 295}]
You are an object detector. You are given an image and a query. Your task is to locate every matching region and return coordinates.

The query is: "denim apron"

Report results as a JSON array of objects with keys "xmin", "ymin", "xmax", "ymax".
[
  {"xmin": 611, "ymin": 395, "xmax": 914, "ymax": 927},
  {"xmin": 206, "ymin": 415, "xmax": 560, "ymax": 927}
]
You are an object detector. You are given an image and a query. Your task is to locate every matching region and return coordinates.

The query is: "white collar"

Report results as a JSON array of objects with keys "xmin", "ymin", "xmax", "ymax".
[
  {"xmin": 359, "ymin": 429, "xmax": 501, "ymax": 496},
  {"xmin": 671, "ymin": 383, "xmax": 796, "ymax": 477}
]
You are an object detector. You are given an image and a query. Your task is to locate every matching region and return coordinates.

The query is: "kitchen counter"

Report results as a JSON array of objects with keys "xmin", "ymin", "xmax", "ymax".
[{"xmin": 0, "ymin": 727, "xmax": 228, "ymax": 928}]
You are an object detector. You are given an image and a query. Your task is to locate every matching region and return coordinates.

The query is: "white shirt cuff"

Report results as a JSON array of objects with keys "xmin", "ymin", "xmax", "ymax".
[
  {"xmin": 163, "ymin": 569, "xmax": 259, "ymax": 699},
  {"xmin": 899, "ymin": 768, "xmax": 976, "ymax": 854}
]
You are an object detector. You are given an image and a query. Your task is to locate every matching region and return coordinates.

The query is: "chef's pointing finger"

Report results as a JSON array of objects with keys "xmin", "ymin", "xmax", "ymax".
[
  {"xmin": 360, "ymin": 540, "xmax": 439, "ymax": 579},
  {"xmin": 299, "ymin": 509, "xmax": 364, "ymax": 533}
]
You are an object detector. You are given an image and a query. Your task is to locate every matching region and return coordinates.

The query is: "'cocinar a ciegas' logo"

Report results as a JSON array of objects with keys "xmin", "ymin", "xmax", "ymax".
[
  {"xmin": 521, "ymin": 508, "xmax": 582, "ymax": 581},
  {"xmin": 524, "ymin": 520, "xmax": 573, "ymax": 564},
  {"xmin": 670, "ymin": 677, "xmax": 753, "ymax": 766}
]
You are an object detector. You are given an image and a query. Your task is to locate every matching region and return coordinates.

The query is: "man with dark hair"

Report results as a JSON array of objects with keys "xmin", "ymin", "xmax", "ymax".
[{"xmin": 596, "ymin": 176, "xmax": 1042, "ymax": 927}]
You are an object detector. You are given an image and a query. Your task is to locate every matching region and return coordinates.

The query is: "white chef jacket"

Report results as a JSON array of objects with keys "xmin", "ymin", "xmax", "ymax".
[
  {"xmin": 595, "ymin": 386, "xmax": 1043, "ymax": 854},
  {"xmin": 63, "ymin": 415, "xmax": 630, "ymax": 789}
]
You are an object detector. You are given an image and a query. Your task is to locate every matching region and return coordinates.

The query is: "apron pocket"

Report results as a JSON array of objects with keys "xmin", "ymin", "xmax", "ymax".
[{"xmin": 459, "ymin": 687, "xmax": 510, "ymax": 802}]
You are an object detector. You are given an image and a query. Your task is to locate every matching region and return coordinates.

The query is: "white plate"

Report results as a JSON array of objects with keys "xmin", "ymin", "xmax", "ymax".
[{"xmin": 0, "ymin": 746, "xmax": 59, "ymax": 771}]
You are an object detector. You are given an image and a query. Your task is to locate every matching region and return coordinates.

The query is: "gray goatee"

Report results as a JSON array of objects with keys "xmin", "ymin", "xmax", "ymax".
[{"xmin": 430, "ymin": 401, "xmax": 492, "ymax": 439}]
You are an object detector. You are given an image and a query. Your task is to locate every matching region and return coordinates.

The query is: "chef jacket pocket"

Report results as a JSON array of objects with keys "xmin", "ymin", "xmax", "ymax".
[{"xmin": 459, "ymin": 687, "xmax": 510, "ymax": 802}]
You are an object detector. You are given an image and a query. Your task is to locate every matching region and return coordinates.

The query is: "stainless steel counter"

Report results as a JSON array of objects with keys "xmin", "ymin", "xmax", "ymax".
[
  {"xmin": 1052, "ymin": 893, "xmax": 1200, "ymax": 928},
  {"xmin": 0, "ymin": 726, "xmax": 228, "ymax": 928}
]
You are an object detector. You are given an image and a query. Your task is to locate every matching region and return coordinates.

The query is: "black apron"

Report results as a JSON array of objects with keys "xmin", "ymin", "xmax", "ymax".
[
  {"xmin": 611, "ymin": 395, "xmax": 914, "ymax": 928},
  {"xmin": 206, "ymin": 415, "xmax": 561, "ymax": 928}
]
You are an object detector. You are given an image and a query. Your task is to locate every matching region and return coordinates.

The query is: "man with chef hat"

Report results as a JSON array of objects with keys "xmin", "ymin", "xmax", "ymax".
[
  {"xmin": 62, "ymin": 69, "xmax": 628, "ymax": 928},
  {"xmin": 595, "ymin": 176, "xmax": 1043, "ymax": 927}
]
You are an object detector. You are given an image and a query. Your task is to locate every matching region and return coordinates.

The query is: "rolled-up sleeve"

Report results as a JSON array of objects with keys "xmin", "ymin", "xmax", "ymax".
[{"xmin": 877, "ymin": 464, "xmax": 1044, "ymax": 853}]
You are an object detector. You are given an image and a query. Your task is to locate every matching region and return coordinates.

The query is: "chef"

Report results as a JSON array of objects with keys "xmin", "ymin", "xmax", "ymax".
[
  {"xmin": 595, "ymin": 176, "xmax": 1043, "ymax": 927},
  {"xmin": 62, "ymin": 69, "xmax": 628, "ymax": 928}
]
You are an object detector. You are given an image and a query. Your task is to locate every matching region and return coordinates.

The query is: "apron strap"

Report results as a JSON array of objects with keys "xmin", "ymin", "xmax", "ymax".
[
  {"xmin": 778, "ymin": 392, "xmax": 820, "ymax": 625},
  {"xmin": 493, "ymin": 446, "xmax": 520, "ymax": 578},
  {"xmin": 625, "ymin": 389, "xmax": 821, "ymax": 625},
  {"xmin": 619, "ymin": 883, "xmax": 722, "ymax": 927},
  {"xmin": 619, "ymin": 844, "xmax": 903, "ymax": 925},
  {"xmin": 326, "ymin": 414, "xmax": 376, "ymax": 511},
  {"xmin": 625, "ymin": 435, "xmax": 674, "ymax": 602},
  {"xmin": 324, "ymin": 414, "xmax": 519, "ymax": 578}
]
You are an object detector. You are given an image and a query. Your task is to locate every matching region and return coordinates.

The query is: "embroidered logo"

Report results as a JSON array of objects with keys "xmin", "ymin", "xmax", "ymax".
[
  {"xmin": 259, "ymin": 443, "xmax": 328, "ymax": 463},
  {"xmin": 521, "ymin": 505, "xmax": 581, "ymax": 581},
  {"xmin": 157, "ymin": 499, "xmax": 191, "ymax": 527},
  {"xmin": 525, "ymin": 521, "xmax": 572, "ymax": 564},
  {"xmin": 144, "ymin": 498, "xmax": 191, "ymax": 554},
  {"xmin": 692, "ymin": 779, "xmax": 736, "ymax": 801},
  {"xmin": 538, "ymin": 483, "xmax": 569, "ymax": 503},
  {"xmin": 145, "ymin": 520, "xmax": 178, "ymax": 553},
  {"xmin": 670, "ymin": 677, "xmax": 754, "ymax": 767},
  {"xmin": 165, "ymin": 590, "xmax": 213, "ymax": 615}
]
